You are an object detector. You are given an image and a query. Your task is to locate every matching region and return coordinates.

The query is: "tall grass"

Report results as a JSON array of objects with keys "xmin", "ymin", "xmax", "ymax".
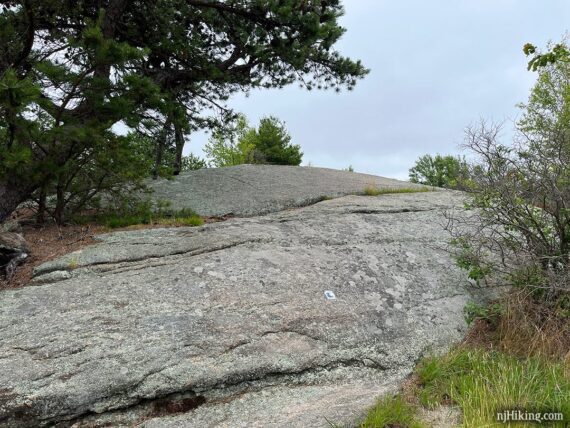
[
  {"xmin": 417, "ymin": 348, "xmax": 569, "ymax": 427},
  {"xmin": 75, "ymin": 204, "xmax": 204, "ymax": 229},
  {"xmin": 362, "ymin": 185, "xmax": 432, "ymax": 196},
  {"xmin": 359, "ymin": 395, "xmax": 424, "ymax": 428}
]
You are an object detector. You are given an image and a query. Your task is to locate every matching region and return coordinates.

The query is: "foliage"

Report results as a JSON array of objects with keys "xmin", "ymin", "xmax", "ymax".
[
  {"xmin": 181, "ymin": 153, "xmax": 207, "ymax": 171},
  {"xmin": 343, "ymin": 165, "xmax": 354, "ymax": 172},
  {"xmin": 203, "ymin": 115, "xmax": 253, "ymax": 167},
  {"xmin": 0, "ymin": 0, "xmax": 367, "ymax": 223},
  {"xmin": 463, "ymin": 301, "xmax": 503, "ymax": 326},
  {"xmin": 409, "ymin": 154, "xmax": 468, "ymax": 188},
  {"xmin": 34, "ymin": 131, "xmax": 153, "ymax": 223},
  {"xmin": 360, "ymin": 395, "xmax": 424, "ymax": 428},
  {"xmin": 132, "ymin": 131, "xmax": 206, "ymax": 176},
  {"xmin": 417, "ymin": 348, "xmax": 569, "ymax": 427},
  {"xmin": 525, "ymin": 42, "xmax": 569, "ymax": 71},
  {"xmin": 204, "ymin": 114, "xmax": 303, "ymax": 166},
  {"xmin": 448, "ymin": 45, "xmax": 570, "ymax": 303},
  {"xmin": 450, "ymin": 237, "xmax": 493, "ymax": 285},
  {"xmin": 247, "ymin": 116, "xmax": 302, "ymax": 165}
]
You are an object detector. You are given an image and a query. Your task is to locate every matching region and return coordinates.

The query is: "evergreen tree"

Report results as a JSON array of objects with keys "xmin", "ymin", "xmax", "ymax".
[
  {"xmin": 204, "ymin": 114, "xmax": 302, "ymax": 167},
  {"xmin": 249, "ymin": 117, "xmax": 302, "ymax": 165},
  {"xmin": 0, "ymin": 0, "xmax": 368, "ymax": 223}
]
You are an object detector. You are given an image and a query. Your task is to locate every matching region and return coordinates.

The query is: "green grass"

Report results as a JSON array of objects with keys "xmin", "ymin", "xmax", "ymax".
[
  {"xmin": 359, "ymin": 395, "xmax": 425, "ymax": 428},
  {"xmin": 76, "ymin": 206, "xmax": 204, "ymax": 229},
  {"xmin": 155, "ymin": 214, "xmax": 204, "ymax": 227},
  {"xmin": 416, "ymin": 348, "xmax": 569, "ymax": 427},
  {"xmin": 362, "ymin": 185, "xmax": 432, "ymax": 196},
  {"xmin": 357, "ymin": 348, "xmax": 569, "ymax": 427}
]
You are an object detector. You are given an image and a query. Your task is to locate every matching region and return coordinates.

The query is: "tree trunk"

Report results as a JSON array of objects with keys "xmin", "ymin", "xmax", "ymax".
[
  {"xmin": 53, "ymin": 181, "xmax": 65, "ymax": 225},
  {"xmin": 0, "ymin": 179, "xmax": 34, "ymax": 223},
  {"xmin": 36, "ymin": 185, "xmax": 47, "ymax": 225},
  {"xmin": 152, "ymin": 118, "xmax": 172, "ymax": 179},
  {"xmin": 173, "ymin": 123, "xmax": 185, "ymax": 176}
]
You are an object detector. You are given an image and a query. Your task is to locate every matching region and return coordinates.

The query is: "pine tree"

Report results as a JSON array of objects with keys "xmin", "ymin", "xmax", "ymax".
[
  {"xmin": 0, "ymin": 0, "xmax": 368, "ymax": 222},
  {"xmin": 249, "ymin": 117, "xmax": 303, "ymax": 165}
]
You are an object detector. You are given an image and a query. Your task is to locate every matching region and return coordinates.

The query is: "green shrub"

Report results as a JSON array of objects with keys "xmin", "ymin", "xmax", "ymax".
[
  {"xmin": 409, "ymin": 154, "xmax": 469, "ymax": 189},
  {"xmin": 448, "ymin": 51, "xmax": 570, "ymax": 304},
  {"xmin": 463, "ymin": 302, "xmax": 503, "ymax": 326},
  {"xmin": 181, "ymin": 153, "xmax": 207, "ymax": 171},
  {"xmin": 204, "ymin": 114, "xmax": 303, "ymax": 167}
]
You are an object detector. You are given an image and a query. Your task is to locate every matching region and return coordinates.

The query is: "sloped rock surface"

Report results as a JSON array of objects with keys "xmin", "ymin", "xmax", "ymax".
[
  {"xmin": 147, "ymin": 164, "xmax": 428, "ymax": 217},
  {"xmin": 0, "ymin": 191, "xmax": 475, "ymax": 427}
]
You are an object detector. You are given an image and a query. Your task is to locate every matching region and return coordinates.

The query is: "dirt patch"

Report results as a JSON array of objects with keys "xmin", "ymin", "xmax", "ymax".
[
  {"xmin": 0, "ymin": 216, "xmax": 226, "ymax": 291},
  {"xmin": 0, "ymin": 223, "xmax": 102, "ymax": 290},
  {"xmin": 417, "ymin": 405, "xmax": 462, "ymax": 428},
  {"xmin": 461, "ymin": 318, "xmax": 499, "ymax": 351}
]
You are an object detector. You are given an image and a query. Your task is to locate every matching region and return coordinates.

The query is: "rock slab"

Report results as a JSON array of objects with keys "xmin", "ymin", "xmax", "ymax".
[
  {"xmin": 0, "ymin": 191, "xmax": 473, "ymax": 427},
  {"xmin": 147, "ymin": 164, "xmax": 429, "ymax": 217}
]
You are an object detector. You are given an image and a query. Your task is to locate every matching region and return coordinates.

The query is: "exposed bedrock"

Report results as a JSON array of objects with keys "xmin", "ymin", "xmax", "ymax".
[{"xmin": 0, "ymin": 191, "xmax": 487, "ymax": 427}]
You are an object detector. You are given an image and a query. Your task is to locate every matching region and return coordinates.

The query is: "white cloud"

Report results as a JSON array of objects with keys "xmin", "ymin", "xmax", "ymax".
[{"xmin": 186, "ymin": 0, "xmax": 569, "ymax": 179}]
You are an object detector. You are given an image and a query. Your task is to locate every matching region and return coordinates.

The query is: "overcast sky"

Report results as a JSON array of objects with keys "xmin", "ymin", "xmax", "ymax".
[{"xmin": 187, "ymin": 0, "xmax": 569, "ymax": 180}]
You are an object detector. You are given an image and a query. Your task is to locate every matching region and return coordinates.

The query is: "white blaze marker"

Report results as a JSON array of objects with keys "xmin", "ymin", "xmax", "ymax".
[{"xmin": 324, "ymin": 290, "xmax": 336, "ymax": 300}]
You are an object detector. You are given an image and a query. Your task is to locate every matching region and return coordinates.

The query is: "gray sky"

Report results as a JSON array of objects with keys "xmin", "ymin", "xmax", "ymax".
[{"xmin": 187, "ymin": 0, "xmax": 569, "ymax": 180}]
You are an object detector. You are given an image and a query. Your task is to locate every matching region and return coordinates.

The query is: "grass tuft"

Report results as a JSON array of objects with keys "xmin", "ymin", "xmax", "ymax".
[
  {"xmin": 75, "ymin": 204, "xmax": 204, "ymax": 229},
  {"xmin": 362, "ymin": 185, "xmax": 431, "ymax": 196},
  {"xmin": 360, "ymin": 395, "xmax": 424, "ymax": 428},
  {"xmin": 155, "ymin": 215, "xmax": 204, "ymax": 227},
  {"xmin": 416, "ymin": 348, "xmax": 569, "ymax": 427}
]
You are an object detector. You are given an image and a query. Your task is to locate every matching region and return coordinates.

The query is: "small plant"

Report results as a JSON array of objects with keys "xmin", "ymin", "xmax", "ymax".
[
  {"xmin": 450, "ymin": 237, "xmax": 493, "ymax": 285},
  {"xmin": 363, "ymin": 185, "xmax": 382, "ymax": 196},
  {"xmin": 464, "ymin": 301, "xmax": 503, "ymax": 326},
  {"xmin": 181, "ymin": 153, "xmax": 207, "ymax": 171},
  {"xmin": 68, "ymin": 257, "xmax": 79, "ymax": 269}
]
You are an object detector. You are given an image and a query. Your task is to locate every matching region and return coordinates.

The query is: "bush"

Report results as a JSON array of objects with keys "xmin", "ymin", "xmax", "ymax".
[
  {"xmin": 409, "ymin": 154, "xmax": 468, "ymax": 189},
  {"xmin": 204, "ymin": 114, "xmax": 303, "ymax": 167},
  {"xmin": 493, "ymin": 291, "xmax": 569, "ymax": 360},
  {"xmin": 448, "ymin": 46, "xmax": 570, "ymax": 305},
  {"xmin": 249, "ymin": 116, "xmax": 302, "ymax": 165},
  {"xmin": 464, "ymin": 301, "xmax": 503, "ymax": 326},
  {"xmin": 181, "ymin": 153, "xmax": 207, "ymax": 171},
  {"xmin": 203, "ymin": 115, "xmax": 252, "ymax": 167}
]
